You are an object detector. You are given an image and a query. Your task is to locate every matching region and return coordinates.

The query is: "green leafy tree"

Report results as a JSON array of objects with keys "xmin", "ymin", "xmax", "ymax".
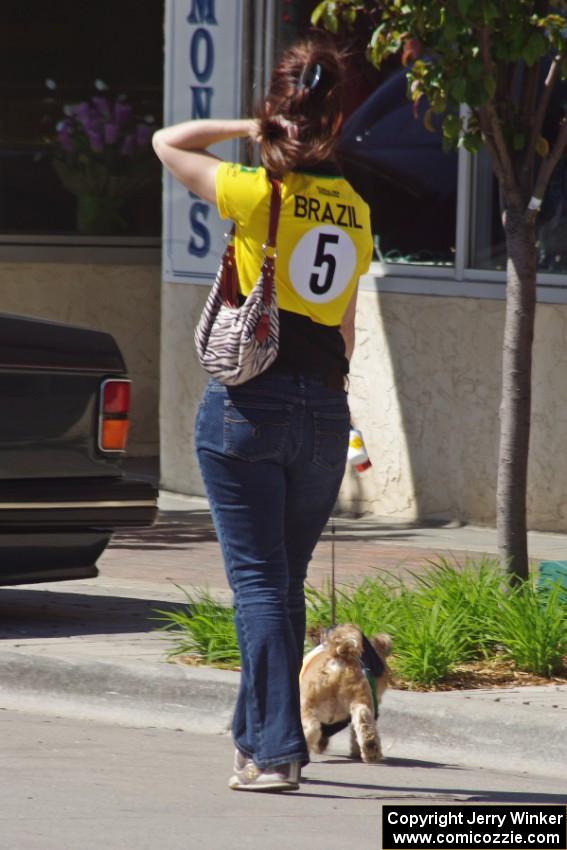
[{"xmin": 312, "ymin": 0, "xmax": 567, "ymax": 580}]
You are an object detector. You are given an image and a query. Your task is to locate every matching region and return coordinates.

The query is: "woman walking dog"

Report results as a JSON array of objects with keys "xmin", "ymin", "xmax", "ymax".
[{"xmin": 153, "ymin": 36, "xmax": 373, "ymax": 792}]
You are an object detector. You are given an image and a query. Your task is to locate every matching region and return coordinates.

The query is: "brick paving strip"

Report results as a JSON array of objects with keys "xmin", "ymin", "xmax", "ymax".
[{"xmin": 100, "ymin": 510, "xmax": 482, "ymax": 593}]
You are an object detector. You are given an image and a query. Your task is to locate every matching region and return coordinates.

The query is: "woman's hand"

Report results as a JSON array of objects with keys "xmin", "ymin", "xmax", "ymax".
[
  {"xmin": 252, "ymin": 115, "xmax": 299, "ymax": 143},
  {"xmin": 271, "ymin": 116, "xmax": 299, "ymax": 141},
  {"xmin": 247, "ymin": 119, "xmax": 262, "ymax": 143}
]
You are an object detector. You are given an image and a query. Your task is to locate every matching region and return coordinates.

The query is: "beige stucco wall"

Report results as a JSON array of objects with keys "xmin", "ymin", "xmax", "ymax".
[
  {"xmin": 160, "ymin": 281, "xmax": 209, "ymax": 494},
  {"xmin": 0, "ymin": 263, "xmax": 160, "ymax": 456},
  {"xmin": 342, "ymin": 291, "xmax": 503, "ymax": 524},
  {"xmin": 160, "ymin": 281, "xmax": 567, "ymax": 532}
]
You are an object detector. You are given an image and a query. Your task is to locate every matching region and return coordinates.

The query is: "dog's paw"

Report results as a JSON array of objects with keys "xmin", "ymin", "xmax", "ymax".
[
  {"xmin": 361, "ymin": 741, "xmax": 383, "ymax": 764},
  {"xmin": 349, "ymin": 728, "xmax": 361, "ymax": 760},
  {"xmin": 313, "ymin": 735, "xmax": 329, "ymax": 754}
]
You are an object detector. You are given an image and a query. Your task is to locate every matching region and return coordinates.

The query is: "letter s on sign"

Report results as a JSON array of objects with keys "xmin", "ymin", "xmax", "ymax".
[{"xmin": 189, "ymin": 202, "xmax": 210, "ymax": 258}]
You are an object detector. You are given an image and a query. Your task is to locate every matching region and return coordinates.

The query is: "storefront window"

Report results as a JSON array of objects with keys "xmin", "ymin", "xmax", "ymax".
[
  {"xmin": 472, "ymin": 146, "xmax": 567, "ymax": 274},
  {"xmin": 471, "ymin": 68, "xmax": 567, "ymax": 276},
  {"xmin": 0, "ymin": 1, "xmax": 163, "ymax": 239},
  {"xmin": 340, "ymin": 70, "xmax": 458, "ymax": 268}
]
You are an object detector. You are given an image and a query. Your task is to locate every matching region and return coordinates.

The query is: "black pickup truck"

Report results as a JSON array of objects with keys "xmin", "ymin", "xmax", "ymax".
[{"xmin": 0, "ymin": 313, "xmax": 158, "ymax": 585}]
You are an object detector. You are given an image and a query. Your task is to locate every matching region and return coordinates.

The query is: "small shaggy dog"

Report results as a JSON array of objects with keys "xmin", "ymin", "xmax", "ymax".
[{"xmin": 299, "ymin": 624, "xmax": 392, "ymax": 764}]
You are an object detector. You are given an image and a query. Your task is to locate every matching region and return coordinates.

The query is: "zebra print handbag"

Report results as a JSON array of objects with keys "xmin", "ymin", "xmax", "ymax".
[{"xmin": 194, "ymin": 180, "xmax": 281, "ymax": 386}]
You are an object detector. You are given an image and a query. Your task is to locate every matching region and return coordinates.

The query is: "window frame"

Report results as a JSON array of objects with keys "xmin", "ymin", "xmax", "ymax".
[{"xmin": 0, "ymin": 234, "xmax": 161, "ymax": 265}]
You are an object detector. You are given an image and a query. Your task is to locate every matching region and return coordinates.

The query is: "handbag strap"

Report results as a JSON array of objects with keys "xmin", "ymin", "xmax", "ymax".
[
  {"xmin": 264, "ymin": 178, "xmax": 282, "ymax": 256},
  {"xmin": 261, "ymin": 178, "xmax": 281, "ymax": 308},
  {"xmin": 221, "ymin": 179, "xmax": 282, "ymax": 308}
]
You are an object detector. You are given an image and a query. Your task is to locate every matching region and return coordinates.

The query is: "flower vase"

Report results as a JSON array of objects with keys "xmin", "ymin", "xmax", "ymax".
[{"xmin": 76, "ymin": 194, "xmax": 127, "ymax": 235}]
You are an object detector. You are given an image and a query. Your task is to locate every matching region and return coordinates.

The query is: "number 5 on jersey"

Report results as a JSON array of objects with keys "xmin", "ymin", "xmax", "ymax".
[{"xmin": 289, "ymin": 225, "xmax": 357, "ymax": 304}]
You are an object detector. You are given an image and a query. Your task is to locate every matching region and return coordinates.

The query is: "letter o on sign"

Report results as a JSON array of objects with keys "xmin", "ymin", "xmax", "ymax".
[{"xmin": 190, "ymin": 28, "xmax": 214, "ymax": 83}]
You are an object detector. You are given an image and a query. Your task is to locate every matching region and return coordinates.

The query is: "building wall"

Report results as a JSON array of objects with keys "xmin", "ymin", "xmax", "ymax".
[
  {"xmin": 0, "ymin": 262, "xmax": 160, "ymax": 456},
  {"xmin": 161, "ymin": 280, "xmax": 567, "ymax": 532},
  {"xmin": 160, "ymin": 281, "xmax": 209, "ymax": 494}
]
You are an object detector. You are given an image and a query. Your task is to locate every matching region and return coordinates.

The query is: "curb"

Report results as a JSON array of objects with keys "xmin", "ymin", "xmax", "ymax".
[
  {"xmin": 1, "ymin": 649, "xmax": 566, "ymax": 779},
  {"xmin": 379, "ymin": 689, "xmax": 567, "ymax": 780},
  {"xmin": 0, "ymin": 651, "xmax": 235, "ymax": 734}
]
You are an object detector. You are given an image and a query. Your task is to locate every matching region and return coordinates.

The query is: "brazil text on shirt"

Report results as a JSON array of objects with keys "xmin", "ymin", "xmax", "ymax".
[
  {"xmin": 215, "ymin": 161, "xmax": 373, "ymax": 326},
  {"xmin": 293, "ymin": 195, "xmax": 364, "ymax": 229}
]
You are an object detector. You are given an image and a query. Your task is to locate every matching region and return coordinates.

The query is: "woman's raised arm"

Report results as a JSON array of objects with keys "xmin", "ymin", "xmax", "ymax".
[{"xmin": 152, "ymin": 118, "xmax": 258, "ymax": 203}]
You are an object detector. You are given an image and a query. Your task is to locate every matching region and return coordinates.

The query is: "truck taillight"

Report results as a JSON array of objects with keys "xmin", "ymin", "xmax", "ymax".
[{"xmin": 99, "ymin": 379, "xmax": 131, "ymax": 452}]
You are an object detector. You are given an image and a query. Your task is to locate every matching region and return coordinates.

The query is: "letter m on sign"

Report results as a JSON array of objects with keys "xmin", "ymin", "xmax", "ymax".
[{"xmin": 187, "ymin": 0, "xmax": 217, "ymax": 24}]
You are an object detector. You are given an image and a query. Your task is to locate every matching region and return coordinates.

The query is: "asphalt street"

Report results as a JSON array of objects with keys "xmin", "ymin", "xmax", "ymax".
[
  {"xmin": 2, "ymin": 490, "xmax": 567, "ymax": 850},
  {"xmin": 2, "ymin": 709, "xmax": 566, "ymax": 850}
]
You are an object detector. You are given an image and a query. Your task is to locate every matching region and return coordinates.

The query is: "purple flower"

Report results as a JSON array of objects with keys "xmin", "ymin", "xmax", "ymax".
[
  {"xmin": 56, "ymin": 119, "xmax": 74, "ymax": 152},
  {"xmin": 74, "ymin": 101, "xmax": 93, "ymax": 129},
  {"xmin": 104, "ymin": 123, "xmax": 120, "ymax": 145},
  {"xmin": 87, "ymin": 129, "xmax": 105, "ymax": 153},
  {"xmin": 83, "ymin": 116, "xmax": 103, "ymax": 136},
  {"xmin": 73, "ymin": 101, "xmax": 90, "ymax": 118},
  {"xmin": 57, "ymin": 126, "xmax": 74, "ymax": 153},
  {"xmin": 136, "ymin": 122, "xmax": 153, "ymax": 147},
  {"xmin": 92, "ymin": 96, "xmax": 111, "ymax": 119},
  {"xmin": 120, "ymin": 134, "xmax": 135, "ymax": 155},
  {"xmin": 114, "ymin": 101, "xmax": 132, "ymax": 128},
  {"xmin": 55, "ymin": 90, "xmax": 155, "ymax": 168}
]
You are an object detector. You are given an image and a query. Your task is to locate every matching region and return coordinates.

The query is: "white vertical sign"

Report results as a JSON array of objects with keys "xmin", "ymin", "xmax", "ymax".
[{"xmin": 163, "ymin": 0, "xmax": 243, "ymax": 283}]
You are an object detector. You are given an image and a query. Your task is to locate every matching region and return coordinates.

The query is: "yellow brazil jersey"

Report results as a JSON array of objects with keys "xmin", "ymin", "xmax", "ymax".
[{"xmin": 215, "ymin": 163, "xmax": 373, "ymax": 327}]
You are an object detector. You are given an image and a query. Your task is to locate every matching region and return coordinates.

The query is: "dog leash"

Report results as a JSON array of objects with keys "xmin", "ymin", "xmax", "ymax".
[
  {"xmin": 328, "ymin": 519, "xmax": 382, "ymax": 720},
  {"xmin": 330, "ymin": 519, "xmax": 336, "ymax": 628}
]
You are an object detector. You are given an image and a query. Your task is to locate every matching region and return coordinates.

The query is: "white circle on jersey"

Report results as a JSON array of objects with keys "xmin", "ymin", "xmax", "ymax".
[{"xmin": 288, "ymin": 225, "xmax": 356, "ymax": 304}]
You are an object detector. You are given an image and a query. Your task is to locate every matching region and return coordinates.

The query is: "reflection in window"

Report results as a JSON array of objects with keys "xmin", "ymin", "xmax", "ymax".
[
  {"xmin": 539, "ymin": 159, "xmax": 567, "ymax": 272},
  {"xmin": 472, "ymin": 147, "xmax": 567, "ymax": 275},
  {"xmin": 472, "ymin": 72, "xmax": 567, "ymax": 276},
  {"xmin": 470, "ymin": 150, "xmax": 506, "ymax": 271},
  {"xmin": 339, "ymin": 70, "xmax": 458, "ymax": 268},
  {"xmin": 0, "ymin": 1, "xmax": 163, "ymax": 238}
]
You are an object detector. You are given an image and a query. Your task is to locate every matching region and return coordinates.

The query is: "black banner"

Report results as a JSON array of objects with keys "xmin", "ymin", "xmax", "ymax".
[{"xmin": 382, "ymin": 805, "xmax": 567, "ymax": 850}]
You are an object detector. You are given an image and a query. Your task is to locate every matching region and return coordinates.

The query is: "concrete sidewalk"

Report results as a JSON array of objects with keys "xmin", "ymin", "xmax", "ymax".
[{"xmin": 0, "ymin": 489, "xmax": 566, "ymax": 781}]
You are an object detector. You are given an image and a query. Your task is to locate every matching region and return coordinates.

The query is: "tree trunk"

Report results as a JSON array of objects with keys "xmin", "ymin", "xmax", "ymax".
[{"xmin": 497, "ymin": 207, "xmax": 537, "ymax": 582}]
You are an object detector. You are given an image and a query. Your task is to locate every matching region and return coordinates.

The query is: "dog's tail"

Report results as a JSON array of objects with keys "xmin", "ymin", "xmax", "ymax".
[{"xmin": 370, "ymin": 633, "xmax": 392, "ymax": 659}]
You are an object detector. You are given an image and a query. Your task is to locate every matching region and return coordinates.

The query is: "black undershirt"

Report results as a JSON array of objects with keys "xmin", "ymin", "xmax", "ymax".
[{"xmin": 269, "ymin": 309, "xmax": 349, "ymax": 378}]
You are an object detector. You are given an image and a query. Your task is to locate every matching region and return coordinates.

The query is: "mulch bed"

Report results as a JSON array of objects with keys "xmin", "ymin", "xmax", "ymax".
[
  {"xmin": 392, "ymin": 656, "xmax": 567, "ymax": 691},
  {"xmin": 172, "ymin": 652, "xmax": 567, "ymax": 692}
]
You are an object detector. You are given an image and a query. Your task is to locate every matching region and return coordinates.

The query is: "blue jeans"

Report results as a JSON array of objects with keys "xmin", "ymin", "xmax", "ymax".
[{"xmin": 195, "ymin": 372, "xmax": 350, "ymax": 768}]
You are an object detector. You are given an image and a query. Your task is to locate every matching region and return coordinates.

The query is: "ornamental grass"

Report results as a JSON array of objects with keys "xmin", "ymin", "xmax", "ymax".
[{"xmin": 155, "ymin": 559, "xmax": 567, "ymax": 688}]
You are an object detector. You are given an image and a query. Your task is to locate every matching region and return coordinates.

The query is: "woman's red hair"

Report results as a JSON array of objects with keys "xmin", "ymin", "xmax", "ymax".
[{"xmin": 256, "ymin": 36, "xmax": 346, "ymax": 178}]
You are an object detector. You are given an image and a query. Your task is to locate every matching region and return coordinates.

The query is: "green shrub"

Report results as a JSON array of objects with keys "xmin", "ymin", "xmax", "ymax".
[
  {"xmin": 154, "ymin": 588, "xmax": 240, "ymax": 667},
  {"xmin": 390, "ymin": 592, "xmax": 473, "ymax": 686},
  {"xmin": 154, "ymin": 560, "xmax": 567, "ymax": 686},
  {"xmin": 407, "ymin": 556, "xmax": 504, "ymax": 658},
  {"xmin": 488, "ymin": 579, "xmax": 567, "ymax": 677},
  {"xmin": 305, "ymin": 574, "xmax": 400, "ymax": 637}
]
